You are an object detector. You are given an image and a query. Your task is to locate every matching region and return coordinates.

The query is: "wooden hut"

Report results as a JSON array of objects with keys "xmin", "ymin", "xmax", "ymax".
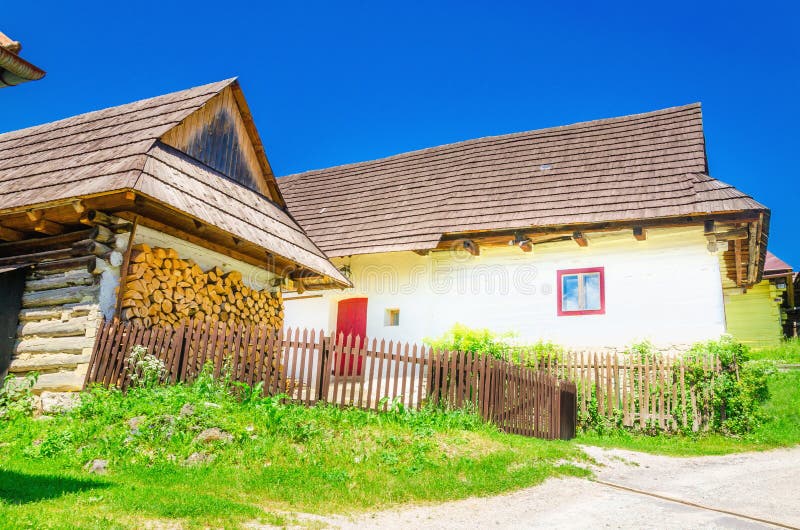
[{"xmin": 0, "ymin": 79, "xmax": 348, "ymax": 393}]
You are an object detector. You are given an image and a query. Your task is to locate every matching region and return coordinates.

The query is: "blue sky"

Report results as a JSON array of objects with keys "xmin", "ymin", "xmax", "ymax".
[{"xmin": 3, "ymin": 1, "xmax": 798, "ymax": 266}]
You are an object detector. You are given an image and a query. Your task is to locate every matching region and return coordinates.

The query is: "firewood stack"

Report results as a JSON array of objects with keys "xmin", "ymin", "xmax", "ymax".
[{"xmin": 120, "ymin": 244, "xmax": 284, "ymax": 329}]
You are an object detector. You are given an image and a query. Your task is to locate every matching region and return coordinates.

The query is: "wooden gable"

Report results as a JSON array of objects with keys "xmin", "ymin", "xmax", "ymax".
[{"xmin": 161, "ymin": 85, "xmax": 280, "ymax": 202}]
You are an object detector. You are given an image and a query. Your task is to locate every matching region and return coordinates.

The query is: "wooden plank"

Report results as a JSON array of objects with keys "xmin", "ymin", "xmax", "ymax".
[
  {"xmin": 382, "ymin": 340, "xmax": 395, "ymax": 409},
  {"xmin": 400, "ymin": 343, "xmax": 410, "ymax": 408},
  {"xmin": 105, "ymin": 322, "xmax": 132, "ymax": 386},
  {"xmin": 263, "ymin": 327, "xmax": 278, "ymax": 396},
  {"xmin": 85, "ymin": 319, "xmax": 110, "ymax": 386},
  {"xmin": 329, "ymin": 333, "xmax": 344, "ymax": 405},
  {"xmin": 344, "ymin": 335, "xmax": 360, "ymax": 406},
  {"xmin": 390, "ymin": 340, "xmax": 401, "ymax": 405},
  {"xmin": 284, "ymin": 328, "xmax": 299, "ymax": 400},
  {"xmin": 252, "ymin": 326, "xmax": 269, "ymax": 391},
  {"xmin": 606, "ymin": 352, "xmax": 613, "ymax": 416},
  {"xmin": 296, "ymin": 328, "xmax": 310, "ymax": 404},
  {"xmin": 448, "ymin": 350, "xmax": 458, "ymax": 407},
  {"xmin": 416, "ymin": 345, "xmax": 426, "ymax": 410},
  {"xmin": 113, "ymin": 215, "xmax": 138, "ymax": 316},
  {"xmin": 370, "ymin": 339, "xmax": 384, "ymax": 409}
]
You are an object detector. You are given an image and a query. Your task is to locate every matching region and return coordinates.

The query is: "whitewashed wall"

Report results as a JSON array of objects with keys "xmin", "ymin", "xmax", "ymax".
[
  {"xmin": 283, "ymin": 226, "xmax": 727, "ymax": 349},
  {"xmin": 133, "ymin": 226, "xmax": 277, "ymax": 290}
]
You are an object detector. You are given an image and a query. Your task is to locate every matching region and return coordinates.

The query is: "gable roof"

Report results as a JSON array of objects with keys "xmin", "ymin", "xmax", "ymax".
[
  {"xmin": 0, "ymin": 79, "xmax": 348, "ymax": 286},
  {"xmin": 279, "ymin": 103, "xmax": 767, "ymax": 257}
]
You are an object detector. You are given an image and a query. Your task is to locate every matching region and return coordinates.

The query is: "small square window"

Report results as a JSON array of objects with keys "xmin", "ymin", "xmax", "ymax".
[
  {"xmin": 557, "ymin": 267, "xmax": 605, "ymax": 316},
  {"xmin": 384, "ymin": 308, "xmax": 400, "ymax": 326}
]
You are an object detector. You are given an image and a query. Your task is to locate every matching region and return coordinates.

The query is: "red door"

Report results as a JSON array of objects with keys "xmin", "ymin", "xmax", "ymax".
[{"xmin": 335, "ymin": 298, "xmax": 367, "ymax": 376}]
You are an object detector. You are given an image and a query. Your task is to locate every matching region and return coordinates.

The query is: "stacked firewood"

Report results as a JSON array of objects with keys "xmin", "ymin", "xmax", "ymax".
[{"xmin": 120, "ymin": 244, "xmax": 284, "ymax": 329}]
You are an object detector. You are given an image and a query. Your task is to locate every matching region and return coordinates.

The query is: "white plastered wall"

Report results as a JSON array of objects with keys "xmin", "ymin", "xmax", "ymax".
[
  {"xmin": 132, "ymin": 226, "xmax": 277, "ymax": 290},
  {"xmin": 283, "ymin": 226, "xmax": 727, "ymax": 350}
]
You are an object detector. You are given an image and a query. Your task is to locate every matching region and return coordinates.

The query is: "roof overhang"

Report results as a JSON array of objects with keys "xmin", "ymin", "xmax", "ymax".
[{"xmin": 0, "ymin": 190, "xmax": 350, "ymax": 288}]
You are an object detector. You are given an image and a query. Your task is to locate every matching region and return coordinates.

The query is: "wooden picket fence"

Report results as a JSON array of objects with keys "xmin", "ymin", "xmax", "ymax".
[
  {"xmin": 84, "ymin": 319, "xmax": 576, "ymax": 440},
  {"xmin": 513, "ymin": 351, "xmax": 722, "ymax": 432}
]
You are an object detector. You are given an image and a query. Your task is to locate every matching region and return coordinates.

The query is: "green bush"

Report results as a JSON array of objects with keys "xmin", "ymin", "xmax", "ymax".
[
  {"xmin": 424, "ymin": 324, "xmax": 564, "ymax": 367},
  {"xmin": 0, "ymin": 372, "xmax": 38, "ymax": 420},
  {"xmin": 682, "ymin": 336, "xmax": 773, "ymax": 435},
  {"xmin": 424, "ymin": 323, "xmax": 513, "ymax": 359}
]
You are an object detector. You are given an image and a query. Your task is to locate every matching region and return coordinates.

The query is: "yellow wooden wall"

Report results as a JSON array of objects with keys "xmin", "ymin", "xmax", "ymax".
[{"xmin": 723, "ymin": 280, "xmax": 785, "ymax": 348}]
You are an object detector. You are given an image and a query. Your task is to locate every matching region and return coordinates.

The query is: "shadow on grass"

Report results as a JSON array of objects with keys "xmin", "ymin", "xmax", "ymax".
[{"xmin": 0, "ymin": 468, "xmax": 108, "ymax": 504}]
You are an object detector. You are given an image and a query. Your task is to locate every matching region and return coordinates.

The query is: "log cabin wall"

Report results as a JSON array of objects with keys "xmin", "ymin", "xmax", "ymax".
[{"xmin": 3, "ymin": 220, "xmax": 132, "ymax": 393}]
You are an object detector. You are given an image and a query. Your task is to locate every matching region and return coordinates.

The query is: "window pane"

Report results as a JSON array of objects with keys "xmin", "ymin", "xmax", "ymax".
[
  {"xmin": 583, "ymin": 273, "xmax": 601, "ymax": 310},
  {"xmin": 562, "ymin": 274, "xmax": 580, "ymax": 311}
]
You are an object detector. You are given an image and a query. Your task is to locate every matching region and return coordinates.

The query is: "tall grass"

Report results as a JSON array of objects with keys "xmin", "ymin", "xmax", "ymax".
[{"xmin": 750, "ymin": 337, "xmax": 800, "ymax": 363}]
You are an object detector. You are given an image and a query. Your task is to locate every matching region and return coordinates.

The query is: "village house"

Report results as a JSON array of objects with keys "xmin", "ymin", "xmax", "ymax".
[
  {"xmin": 278, "ymin": 103, "xmax": 770, "ymax": 350},
  {"xmin": 0, "ymin": 79, "xmax": 349, "ymax": 395}
]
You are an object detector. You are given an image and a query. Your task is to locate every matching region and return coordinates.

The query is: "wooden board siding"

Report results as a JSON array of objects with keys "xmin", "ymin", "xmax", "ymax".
[
  {"xmin": 279, "ymin": 104, "xmax": 767, "ymax": 258},
  {"xmin": 723, "ymin": 280, "xmax": 784, "ymax": 348},
  {"xmin": 161, "ymin": 86, "xmax": 268, "ymax": 196}
]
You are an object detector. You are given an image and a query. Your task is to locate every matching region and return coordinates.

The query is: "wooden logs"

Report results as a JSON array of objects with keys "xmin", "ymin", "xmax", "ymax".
[{"xmin": 120, "ymin": 244, "xmax": 284, "ymax": 330}]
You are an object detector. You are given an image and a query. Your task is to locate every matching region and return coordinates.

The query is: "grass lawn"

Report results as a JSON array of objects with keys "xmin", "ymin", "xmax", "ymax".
[
  {"xmin": 750, "ymin": 338, "xmax": 800, "ymax": 363},
  {"xmin": 0, "ymin": 377, "xmax": 587, "ymax": 529},
  {"xmin": 576, "ymin": 370, "xmax": 800, "ymax": 456}
]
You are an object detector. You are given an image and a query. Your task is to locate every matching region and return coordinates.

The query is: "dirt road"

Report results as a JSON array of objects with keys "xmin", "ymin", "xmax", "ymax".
[{"xmin": 298, "ymin": 446, "xmax": 800, "ymax": 529}]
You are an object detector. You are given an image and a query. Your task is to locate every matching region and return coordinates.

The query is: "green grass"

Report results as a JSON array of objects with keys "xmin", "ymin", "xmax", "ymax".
[
  {"xmin": 750, "ymin": 337, "xmax": 800, "ymax": 363},
  {"xmin": 576, "ymin": 370, "xmax": 800, "ymax": 456},
  {"xmin": 0, "ymin": 376, "xmax": 587, "ymax": 529}
]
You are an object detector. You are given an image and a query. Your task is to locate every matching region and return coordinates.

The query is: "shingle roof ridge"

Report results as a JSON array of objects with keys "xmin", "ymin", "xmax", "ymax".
[
  {"xmin": 281, "ymin": 103, "xmax": 701, "ymax": 180},
  {"xmin": 0, "ymin": 78, "xmax": 236, "ymax": 142}
]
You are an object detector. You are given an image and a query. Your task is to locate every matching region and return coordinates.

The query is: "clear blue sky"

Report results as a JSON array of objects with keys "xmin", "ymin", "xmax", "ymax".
[{"xmin": 3, "ymin": 1, "xmax": 798, "ymax": 266}]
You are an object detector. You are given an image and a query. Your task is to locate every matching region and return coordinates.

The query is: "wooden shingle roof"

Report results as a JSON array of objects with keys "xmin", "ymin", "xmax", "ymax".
[
  {"xmin": 279, "ymin": 103, "xmax": 767, "ymax": 257},
  {"xmin": 0, "ymin": 79, "xmax": 348, "ymax": 285}
]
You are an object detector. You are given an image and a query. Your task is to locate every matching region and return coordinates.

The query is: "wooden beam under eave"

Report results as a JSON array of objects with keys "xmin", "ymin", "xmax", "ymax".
[
  {"xmin": 34, "ymin": 219, "xmax": 64, "ymax": 236},
  {"xmin": 25, "ymin": 209, "xmax": 43, "ymax": 222},
  {"xmin": 633, "ymin": 227, "xmax": 646, "ymax": 241},
  {"xmin": 572, "ymin": 231, "xmax": 588, "ymax": 247},
  {"xmin": 734, "ymin": 238, "xmax": 744, "ymax": 286},
  {"xmin": 0, "ymin": 225, "xmax": 24, "ymax": 242},
  {"xmin": 705, "ymin": 228, "xmax": 749, "ymax": 241},
  {"xmin": 413, "ymin": 249, "xmax": 430, "ymax": 256},
  {"xmin": 462, "ymin": 239, "xmax": 480, "ymax": 256}
]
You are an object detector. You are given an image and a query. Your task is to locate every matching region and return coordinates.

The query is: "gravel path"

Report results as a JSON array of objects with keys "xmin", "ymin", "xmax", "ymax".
[{"xmin": 285, "ymin": 445, "xmax": 800, "ymax": 529}]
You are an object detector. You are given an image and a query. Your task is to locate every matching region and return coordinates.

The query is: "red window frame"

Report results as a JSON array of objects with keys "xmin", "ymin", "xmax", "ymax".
[{"xmin": 557, "ymin": 267, "xmax": 605, "ymax": 316}]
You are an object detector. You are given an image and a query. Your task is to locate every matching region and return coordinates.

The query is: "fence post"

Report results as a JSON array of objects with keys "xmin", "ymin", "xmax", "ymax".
[{"xmin": 316, "ymin": 335, "xmax": 331, "ymax": 402}]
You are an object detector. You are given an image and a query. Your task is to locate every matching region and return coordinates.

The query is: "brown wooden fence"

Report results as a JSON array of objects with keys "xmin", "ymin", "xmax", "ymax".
[
  {"xmin": 85, "ymin": 319, "xmax": 575, "ymax": 440},
  {"xmin": 515, "ymin": 351, "xmax": 722, "ymax": 432}
]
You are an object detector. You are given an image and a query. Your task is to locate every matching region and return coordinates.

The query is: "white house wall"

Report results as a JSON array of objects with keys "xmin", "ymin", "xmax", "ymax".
[
  {"xmin": 283, "ymin": 226, "xmax": 727, "ymax": 349},
  {"xmin": 133, "ymin": 225, "xmax": 277, "ymax": 291}
]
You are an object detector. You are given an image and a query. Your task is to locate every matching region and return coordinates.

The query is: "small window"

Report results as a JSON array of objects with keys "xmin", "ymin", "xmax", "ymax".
[
  {"xmin": 384, "ymin": 308, "xmax": 400, "ymax": 326},
  {"xmin": 557, "ymin": 267, "xmax": 605, "ymax": 316}
]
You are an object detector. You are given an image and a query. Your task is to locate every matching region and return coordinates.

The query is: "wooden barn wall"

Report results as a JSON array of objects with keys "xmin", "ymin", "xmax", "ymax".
[{"xmin": 160, "ymin": 87, "xmax": 268, "ymax": 196}]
